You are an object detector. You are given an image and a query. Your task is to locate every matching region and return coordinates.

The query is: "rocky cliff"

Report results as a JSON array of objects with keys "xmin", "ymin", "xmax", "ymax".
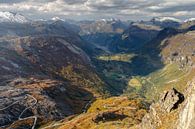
[
  {"xmin": 139, "ymin": 78, "xmax": 195, "ymax": 129},
  {"xmin": 177, "ymin": 79, "xmax": 195, "ymax": 129}
]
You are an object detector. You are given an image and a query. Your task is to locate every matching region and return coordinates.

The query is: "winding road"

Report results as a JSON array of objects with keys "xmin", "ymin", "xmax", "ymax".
[
  {"xmin": 0, "ymin": 101, "xmax": 20, "ymax": 111},
  {"xmin": 82, "ymin": 100, "xmax": 92, "ymax": 113},
  {"xmin": 0, "ymin": 94, "xmax": 38, "ymax": 129},
  {"xmin": 41, "ymin": 99, "xmax": 94, "ymax": 129}
]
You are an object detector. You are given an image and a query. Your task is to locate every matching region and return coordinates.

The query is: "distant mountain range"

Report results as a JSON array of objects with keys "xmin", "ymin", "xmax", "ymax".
[
  {"xmin": 0, "ymin": 11, "xmax": 195, "ymax": 129},
  {"xmin": 0, "ymin": 11, "xmax": 29, "ymax": 23}
]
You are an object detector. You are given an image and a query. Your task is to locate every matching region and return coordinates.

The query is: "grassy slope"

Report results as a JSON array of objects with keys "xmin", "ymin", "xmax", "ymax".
[
  {"xmin": 41, "ymin": 97, "xmax": 147, "ymax": 129},
  {"xmin": 40, "ymin": 62, "xmax": 194, "ymax": 129},
  {"xmin": 144, "ymin": 63, "xmax": 189, "ymax": 99},
  {"xmin": 97, "ymin": 53, "xmax": 136, "ymax": 63},
  {"xmin": 39, "ymin": 31, "xmax": 195, "ymax": 129}
]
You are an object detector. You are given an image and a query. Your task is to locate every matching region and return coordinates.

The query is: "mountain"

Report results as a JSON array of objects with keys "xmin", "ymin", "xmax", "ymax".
[
  {"xmin": 152, "ymin": 17, "xmax": 181, "ymax": 23},
  {"xmin": 184, "ymin": 18, "xmax": 195, "ymax": 22},
  {"xmin": 0, "ymin": 11, "xmax": 29, "ymax": 23},
  {"xmin": 0, "ymin": 20, "xmax": 82, "ymax": 42},
  {"xmin": 109, "ymin": 22, "xmax": 161, "ymax": 52},
  {"xmin": 0, "ymin": 13, "xmax": 195, "ymax": 129},
  {"xmin": 79, "ymin": 19, "xmax": 128, "ymax": 35},
  {"xmin": 84, "ymin": 17, "xmax": 182, "ymax": 53},
  {"xmin": 150, "ymin": 17, "xmax": 181, "ymax": 28},
  {"xmin": 46, "ymin": 23, "xmax": 195, "ymax": 129},
  {"xmin": 0, "ymin": 20, "xmax": 111, "ymax": 128},
  {"xmin": 160, "ymin": 31, "xmax": 195, "ymax": 68},
  {"xmin": 75, "ymin": 17, "xmax": 181, "ymax": 53},
  {"xmin": 181, "ymin": 18, "xmax": 195, "ymax": 29},
  {"xmin": 51, "ymin": 17, "xmax": 65, "ymax": 21},
  {"xmin": 77, "ymin": 19, "xmax": 129, "ymax": 48}
]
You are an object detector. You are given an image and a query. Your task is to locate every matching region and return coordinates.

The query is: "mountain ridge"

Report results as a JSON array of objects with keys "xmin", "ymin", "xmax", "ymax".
[
  {"xmin": 0, "ymin": 11, "xmax": 29, "ymax": 23},
  {"xmin": 0, "ymin": 13, "xmax": 194, "ymax": 129}
]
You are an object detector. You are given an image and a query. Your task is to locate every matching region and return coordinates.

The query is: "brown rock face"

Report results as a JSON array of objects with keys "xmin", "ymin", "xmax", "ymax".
[
  {"xmin": 139, "ymin": 88, "xmax": 184, "ymax": 129},
  {"xmin": 177, "ymin": 79, "xmax": 195, "ymax": 129},
  {"xmin": 160, "ymin": 88, "xmax": 184, "ymax": 112}
]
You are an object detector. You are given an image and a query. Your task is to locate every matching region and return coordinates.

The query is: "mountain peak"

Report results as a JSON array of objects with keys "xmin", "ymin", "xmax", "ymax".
[
  {"xmin": 0, "ymin": 11, "xmax": 29, "ymax": 23},
  {"xmin": 151, "ymin": 17, "xmax": 181, "ymax": 22},
  {"xmin": 184, "ymin": 18, "xmax": 195, "ymax": 22},
  {"xmin": 51, "ymin": 17, "xmax": 65, "ymax": 21},
  {"xmin": 99, "ymin": 18, "xmax": 120, "ymax": 23}
]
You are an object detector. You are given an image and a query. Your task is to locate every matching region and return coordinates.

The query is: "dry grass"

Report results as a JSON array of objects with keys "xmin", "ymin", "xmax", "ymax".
[{"xmin": 41, "ymin": 97, "xmax": 147, "ymax": 129}]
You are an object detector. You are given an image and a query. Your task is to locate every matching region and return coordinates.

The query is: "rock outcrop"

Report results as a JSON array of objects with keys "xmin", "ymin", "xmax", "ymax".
[
  {"xmin": 139, "ymin": 88, "xmax": 184, "ymax": 129},
  {"xmin": 177, "ymin": 79, "xmax": 195, "ymax": 129},
  {"xmin": 138, "ymin": 79, "xmax": 195, "ymax": 129},
  {"xmin": 160, "ymin": 88, "xmax": 184, "ymax": 113}
]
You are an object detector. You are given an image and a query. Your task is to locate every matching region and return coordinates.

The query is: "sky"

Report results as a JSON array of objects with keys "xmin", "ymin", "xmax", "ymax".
[{"xmin": 0, "ymin": 0, "xmax": 195, "ymax": 21}]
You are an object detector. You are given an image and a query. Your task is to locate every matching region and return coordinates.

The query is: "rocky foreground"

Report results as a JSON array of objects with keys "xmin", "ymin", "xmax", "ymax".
[{"xmin": 138, "ymin": 79, "xmax": 195, "ymax": 129}]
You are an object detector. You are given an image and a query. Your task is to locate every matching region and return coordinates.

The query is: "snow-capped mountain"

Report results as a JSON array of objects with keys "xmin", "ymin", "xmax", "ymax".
[
  {"xmin": 184, "ymin": 18, "xmax": 195, "ymax": 22},
  {"xmin": 0, "ymin": 11, "xmax": 29, "ymax": 23},
  {"xmin": 149, "ymin": 17, "xmax": 181, "ymax": 28},
  {"xmin": 151, "ymin": 17, "xmax": 181, "ymax": 23},
  {"xmin": 78, "ymin": 18, "xmax": 128, "ymax": 35},
  {"xmin": 51, "ymin": 17, "xmax": 65, "ymax": 21},
  {"xmin": 99, "ymin": 18, "xmax": 120, "ymax": 23}
]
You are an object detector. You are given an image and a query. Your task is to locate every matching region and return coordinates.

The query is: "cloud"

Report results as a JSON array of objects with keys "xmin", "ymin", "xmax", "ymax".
[
  {"xmin": 0, "ymin": 0, "xmax": 24, "ymax": 3},
  {"xmin": 64, "ymin": 0, "xmax": 87, "ymax": 5},
  {"xmin": 0, "ymin": 0, "xmax": 195, "ymax": 20},
  {"xmin": 148, "ymin": 2, "xmax": 195, "ymax": 13}
]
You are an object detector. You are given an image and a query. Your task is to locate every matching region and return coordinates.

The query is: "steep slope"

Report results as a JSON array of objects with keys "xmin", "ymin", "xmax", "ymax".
[
  {"xmin": 160, "ymin": 31, "xmax": 195, "ymax": 68},
  {"xmin": 79, "ymin": 19, "xmax": 128, "ymax": 35},
  {"xmin": 0, "ymin": 16, "xmax": 194, "ymax": 129},
  {"xmin": 181, "ymin": 19, "xmax": 195, "ymax": 29},
  {"xmin": 90, "ymin": 24, "xmax": 164, "ymax": 95},
  {"xmin": 78, "ymin": 19, "xmax": 128, "ymax": 48},
  {"xmin": 109, "ymin": 22, "xmax": 161, "ymax": 52},
  {"xmin": 0, "ymin": 35, "xmax": 107, "ymax": 128},
  {"xmin": 177, "ymin": 79, "xmax": 195, "ymax": 129},
  {"xmin": 40, "ymin": 97, "xmax": 148, "ymax": 129},
  {"xmin": 125, "ymin": 28, "xmax": 195, "ymax": 100},
  {"xmin": 51, "ymin": 28, "xmax": 195, "ymax": 129},
  {"xmin": 137, "ymin": 78, "xmax": 195, "ymax": 129},
  {"xmin": 150, "ymin": 17, "xmax": 181, "ymax": 28}
]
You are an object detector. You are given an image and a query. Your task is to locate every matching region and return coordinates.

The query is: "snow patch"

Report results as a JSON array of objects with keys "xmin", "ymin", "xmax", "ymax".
[
  {"xmin": 152, "ymin": 17, "xmax": 181, "ymax": 22},
  {"xmin": 184, "ymin": 18, "xmax": 195, "ymax": 22},
  {"xmin": 51, "ymin": 17, "xmax": 65, "ymax": 21},
  {"xmin": 0, "ymin": 11, "xmax": 29, "ymax": 23}
]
